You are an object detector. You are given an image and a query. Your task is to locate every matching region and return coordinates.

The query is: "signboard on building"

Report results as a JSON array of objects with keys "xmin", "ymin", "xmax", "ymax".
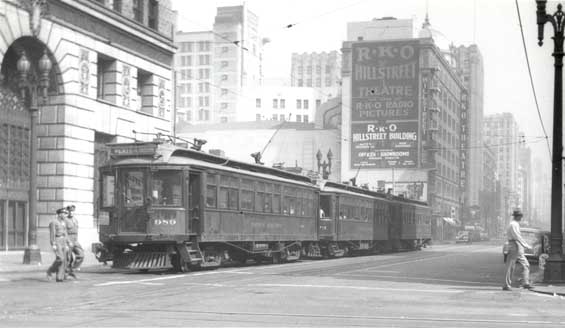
[{"xmin": 351, "ymin": 40, "xmax": 420, "ymax": 168}]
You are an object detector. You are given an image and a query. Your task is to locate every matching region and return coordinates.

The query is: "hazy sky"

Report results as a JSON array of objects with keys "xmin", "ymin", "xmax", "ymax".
[{"xmin": 172, "ymin": 0, "xmax": 558, "ymax": 163}]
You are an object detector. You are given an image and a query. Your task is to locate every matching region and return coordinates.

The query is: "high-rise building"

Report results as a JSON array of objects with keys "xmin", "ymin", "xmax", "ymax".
[
  {"xmin": 452, "ymin": 45, "xmax": 484, "ymax": 213},
  {"xmin": 532, "ymin": 157, "xmax": 551, "ymax": 228},
  {"xmin": 341, "ymin": 17, "xmax": 467, "ymax": 236},
  {"xmin": 290, "ymin": 51, "xmax": 341, "ymax": 95},
  {"xmin": 175, "ymin": 31, "xmax": 214, "ymax": 123},
  {"xmin": 347, "ymin": 17, "xmax": 414, "ymax": 41},
  {"xmin": 484, "ymin": 113, "xmax": 521, "ymax": 219},
  {"xmin": 518, "ymin": 141, "xmax": 532, "ymax": 220},
  {"xmin": 174, "ymin": 5, "xmax": 265, "ymax": 124}
]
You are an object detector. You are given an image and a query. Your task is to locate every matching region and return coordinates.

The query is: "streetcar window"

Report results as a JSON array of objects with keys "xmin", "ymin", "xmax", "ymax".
[
  {"xmin": 101, "ymin": 173, "xmax": 115, "ymax": 207},
  {"xmin": 219, "ymin": 187, "xmax": 238, "ymax": 209},
  {"xmin": 123, "ymin": 170, "xmax": 144, "ymax": 207},
  {"xmin": 152, "ymin": 170, "xmax": 182, "ymax": 206},
  {"xmin": 206, "ymin": 185, "xmax": 217, "ymax": 208},
  {"xmin": 241, "ymin": 190, "xmax": 254, "ymax": 210},
  {"xmin": 241, "ymin": 179, "xmax": 254, "ymax": 211}
]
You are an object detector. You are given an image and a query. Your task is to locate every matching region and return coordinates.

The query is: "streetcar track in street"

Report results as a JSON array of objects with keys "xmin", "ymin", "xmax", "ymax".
[{"xmin": 27, "ymin": 306, "xmax": 564, "ymax": 327}]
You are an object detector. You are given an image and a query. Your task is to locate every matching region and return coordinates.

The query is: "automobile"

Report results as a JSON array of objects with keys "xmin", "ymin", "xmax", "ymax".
[
  {"xmin": 455, "ymin": 231, "xmax": 469, "ymax": 243},
  {"xmin": 502, "ymin": 228, "xmax": 550, "ymax": 263}
]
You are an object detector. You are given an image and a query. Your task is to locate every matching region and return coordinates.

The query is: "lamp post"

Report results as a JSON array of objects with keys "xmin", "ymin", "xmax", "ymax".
[
  {"xmin": 536, "ymin": 0, "xmax": 565, "ymax": 282},
  {"xmin": 316, "ymin": 149, "xmax": 333, "ymax": 180},
  {"xmin": 17, "ymin": 48, "xmax": 52, "ymax": 264}
]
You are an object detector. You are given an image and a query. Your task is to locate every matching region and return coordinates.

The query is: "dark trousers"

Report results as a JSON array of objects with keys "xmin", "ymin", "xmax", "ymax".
[
  {"xmin": 48, "ymin": 238, "xmax": 68, "ymax": 281},
  {"xmin": 67, "ymin": 235, "xmax": 84, "ymax": 271}
]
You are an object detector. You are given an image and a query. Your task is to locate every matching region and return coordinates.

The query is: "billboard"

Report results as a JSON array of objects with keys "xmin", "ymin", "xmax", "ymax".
[{"xmin": 351, "ymin": 40, "xmax": 420, "ymax": 168}]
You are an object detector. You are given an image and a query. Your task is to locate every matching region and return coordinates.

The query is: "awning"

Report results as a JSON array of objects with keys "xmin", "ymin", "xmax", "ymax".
[{"xmin": 442, "ymin": 217, "xmax": 458, "ymax": 226}]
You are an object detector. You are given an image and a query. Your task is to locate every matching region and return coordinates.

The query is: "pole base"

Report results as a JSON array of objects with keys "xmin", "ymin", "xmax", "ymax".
[
  {"xmin": 543, "ymin": 256, "xmax": 565, "ymax": 283},
  {"xmin": 22, "ymin": 245, "xmax": 42, "ymax": 265}
]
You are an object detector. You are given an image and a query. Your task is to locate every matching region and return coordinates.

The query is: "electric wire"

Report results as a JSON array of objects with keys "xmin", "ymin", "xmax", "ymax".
[{"xmin": 515, "ymin": 0, "xmax": 552, "ymax": 158}]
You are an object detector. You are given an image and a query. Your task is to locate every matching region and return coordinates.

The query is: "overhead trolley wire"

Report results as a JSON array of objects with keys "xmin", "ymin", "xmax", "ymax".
[{"xmin": 515, "ymin": 0, "xmax": 552, "ymax": 159}]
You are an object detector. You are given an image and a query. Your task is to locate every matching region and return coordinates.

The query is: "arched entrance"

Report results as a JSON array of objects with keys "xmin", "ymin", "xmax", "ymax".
[
  {"xmin": 0, "ymin": 37, "xmax": 59, "ymax": 251},
  {"xmin": 0, "ymin": 85, "xmax": 30, "ymax": 250}
]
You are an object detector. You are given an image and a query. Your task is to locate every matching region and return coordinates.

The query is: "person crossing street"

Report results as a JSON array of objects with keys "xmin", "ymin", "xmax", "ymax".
[
  {"xmin": 65, "ymin": 204, "xmax": 84, "ymax": 279},
  {"xmin": 46, "ymin": 208, "xmax": 69, "ymax": 282},
  {"xmin": 502, "ymin": 209, "xmax": 532, "ymax": 291}
]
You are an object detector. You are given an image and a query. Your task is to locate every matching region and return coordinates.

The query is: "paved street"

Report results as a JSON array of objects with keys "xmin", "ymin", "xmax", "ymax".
[{"xmin": 1, "ymin": 242, "xmax": 564, "ymax": 327}]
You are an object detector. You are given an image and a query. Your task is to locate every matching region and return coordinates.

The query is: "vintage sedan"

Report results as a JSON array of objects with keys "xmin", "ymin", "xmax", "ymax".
[{"xmin": 502, "ymin": 228, "xmax": 550, "ymax": 263}]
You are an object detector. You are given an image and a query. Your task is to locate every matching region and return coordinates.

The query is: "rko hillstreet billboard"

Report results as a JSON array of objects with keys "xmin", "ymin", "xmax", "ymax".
[{"xmin": 351, "ymin": 40, "xmax": 420, "ymax": 169}]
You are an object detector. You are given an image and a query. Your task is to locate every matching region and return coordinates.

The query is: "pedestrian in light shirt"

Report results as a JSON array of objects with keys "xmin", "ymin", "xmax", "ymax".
[{"xmin": 503, "ymin": 209, "xmax": 532, "ymax": 291}]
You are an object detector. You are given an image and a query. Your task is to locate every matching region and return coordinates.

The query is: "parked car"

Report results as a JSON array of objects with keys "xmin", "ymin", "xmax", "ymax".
[
  {"xmin": 502, "ymin": 228, "xmax": 550, "ymax": 263},
  {"xmin": 455, "ymin": 231, "xmax": 469, "ymax": 243}
]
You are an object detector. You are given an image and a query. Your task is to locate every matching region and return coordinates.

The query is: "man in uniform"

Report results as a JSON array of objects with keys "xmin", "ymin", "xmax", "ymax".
[
  {"xmin": 503, "ymin": 209, "xmax": 532, "ymax": 291},
  {"xmin": 46, "ymin": 208, "xmax": 69, "ymax": 282},
  {"xmin": 65, "ymin": 204, "xmax": 84, "ymax": 278}
]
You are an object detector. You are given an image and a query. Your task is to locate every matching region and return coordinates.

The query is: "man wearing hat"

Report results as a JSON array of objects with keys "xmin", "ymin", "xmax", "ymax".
[
  {"xmin": 46, "ymin": 207, "xmax": 69, "ymax": 282},
  {"xmin": 64, "ymin": 205, "xmax": 84, "ymax": 278},
  {"xmin": 503, "ymin": 209, "xmax": 532, "ymax": 291}
]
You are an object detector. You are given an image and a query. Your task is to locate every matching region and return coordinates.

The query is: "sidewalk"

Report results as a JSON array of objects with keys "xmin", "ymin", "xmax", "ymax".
[{"xmin": 0, "ymin": 250, "xmax": 101, "ymax": 274}]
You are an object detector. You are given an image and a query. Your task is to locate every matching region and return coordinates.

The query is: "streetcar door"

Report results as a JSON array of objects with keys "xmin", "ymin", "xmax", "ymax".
[
  {"xmin": 319, "ymin": 194, "xmax": 335, "ymax": 239},
  {"xmin": 188, "ymin": 172, "xmax": 202, "ymax": 233},
  {"xmin": 119, "ymin": 169, "xmax": 148, "ymax": 233}
]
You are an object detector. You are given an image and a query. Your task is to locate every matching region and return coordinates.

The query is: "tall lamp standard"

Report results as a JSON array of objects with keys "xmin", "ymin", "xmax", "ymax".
[
  {"xmin": 316, "ymin": 149, "xmax": 333, "ymax": 180},
  {"xmin": 536, "ymin": 0, "xmax": 565, "ymax": 282},
  {"xmin": 17, "ymin": 48, "xmax": 52, "ymax": 264}
]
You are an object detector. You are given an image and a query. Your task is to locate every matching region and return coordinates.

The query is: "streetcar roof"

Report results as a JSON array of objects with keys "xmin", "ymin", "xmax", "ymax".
[
  {"xmin": 321, "ymin": 181, "xmax": 429, "ymax": 207},
  {"xmin": 102, "ymin": 141, "xmax": 315, "ymax": 188}
]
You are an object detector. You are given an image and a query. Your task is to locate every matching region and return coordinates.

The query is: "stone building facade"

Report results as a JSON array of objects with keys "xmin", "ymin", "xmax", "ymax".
[{"xmin": 0, "ymin": 0, "xmax": 175, "ymax": 253}]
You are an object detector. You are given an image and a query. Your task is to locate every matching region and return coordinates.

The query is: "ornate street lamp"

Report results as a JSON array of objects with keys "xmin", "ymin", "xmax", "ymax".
[
  {"xmin": 536, "ymin": 0, "xmax": 565, "ymax": 282},
  {"xmin": 316, "ymin": 149, "xmax": 332, "ymax": 180},
  {"xmin": 17, "ymin": 48, "xmax": 53, "ymax": 264}
]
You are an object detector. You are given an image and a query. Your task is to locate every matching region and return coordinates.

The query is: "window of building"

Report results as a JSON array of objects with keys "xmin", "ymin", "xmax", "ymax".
[
  {"xmin": 273, "ymin": 99, "xmax": 278, "ymax": 108},
  {"xmin": 221, "ymin": 60, "xmax": 229, "ymax": 68},
  {"xmin": 221, "ymin": 88, "xmax": 228, "ymax": 96},
  {"xmin": 133, "ymin": 0, "xmax": 143, "ymax": 23},
  {"xmin": 316, "ymin": 78, "xmax": 321, "ymax": 87},
  {"xmin": 272, "ymin": 114, "xmax": 278, "ymax": 120},
  {"xmin": 280, "ymin": 114, "xmax": 285, "ymax": 121},
  {"xmin": 221, "ymin": 74, "xmax": 228, "ymax": 81},
  {"xmin": 306, "ymin": 79, "xmax": 312, "ymax": 87},
  {"xmin": 325, "ymin": 65, "xmax": 331, "ymax": 73},
  {"xmin": 303, "ymin": 100, "xmax": 309, "ymax": 109},
  {"xmin": 316, "ymin": 65, "xmax": 321, "ymax": 74},
  {"xmin": 137, "ymin": 68, "xmax": 153, "ymax": 114},
  {"xmin": 256, "ymin": 114, "xmax": 261, "ymax": 121},
  {"xmin": 303, "ymin": 115, "xmax": 309, "ymax": 123},
  {"xmin": 148, "ymin": 0, "xmax": 159, "ymax": 30},
  {"xmin": 296, "ymin": 99, "xmax": 302, "ymax": 109},
  {"xmin": 112, "ymin": 0, "xmax": 122, "ymax": 13},
  {"xmin": 181, "ymin": 42, "xmax": 193, "ymax": 52},
  {"xmin": 297, "ymin": 79, "xmax": 303, "ymax": 87},
  {"xmin": 296, "ymin": 115, "xmax": 302, "ymax": 122},
  {"xmin": 307, "ymin": 66, "xmax": 312, "ymax": 74},
  {"xmin": 220, "ymin": 116, "xmax": 228, "ymax": 123},
  {"xmin": 222, "ymin": 46, "xmax": 229, "ymax": 53},
  {"xmin": 316, "ymin": 99, "xmax": 321, "ymax": 109},
  {"xmin": 256, "ymin": 98, "xmax": 261, "ymax": 108},
  {"xmin": 325, "ymin": 77, "xmax": 332, "ymax": 86},
  {"xmin": 280, "ymin": 99, "xmax": 286, "ymax": 109},
  {"xmin": 298, "ymin": 66, "xmax": 303, "ymax": 74},
  {"xmin": 96, "ymin": 54, "xmax": 115, "ymax": 102},
  {"xmin": 221, "ymin": 102, "xmax": 228, "ymax": 109}
]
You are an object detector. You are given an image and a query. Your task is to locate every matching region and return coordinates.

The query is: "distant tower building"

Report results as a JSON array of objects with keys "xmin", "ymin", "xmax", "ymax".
[
  {"xmin": 175, "ymin": 31, "xmax": 214, "ymax": 124},
  {"xmin": 290, "ymin": 51, "xmax": 341, "ymax": 107},
  {"xmin": 532, "ymin": 157, "xmax": 551, "ymax": 228},
  {"xmin": 174, "ymin": 5, "xmax": 265, "ymax": 124},
  {"xmin": 518, "ymin": 141, "xmax": 532, "ymax": 220},
  {"xmin": 347, "ymin": 17, "xmax": 414, "ymax": 41},
  {"xmin": 484, "ymin": 113, "xmax": 521, "ymax": 217},
  {"xmin": 452, "ymin": 45, "xmax": 484, "ymax": 216},
  {"xmin": 213, "ymin": 5, "xmax": 264, "ymax": 123}
]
